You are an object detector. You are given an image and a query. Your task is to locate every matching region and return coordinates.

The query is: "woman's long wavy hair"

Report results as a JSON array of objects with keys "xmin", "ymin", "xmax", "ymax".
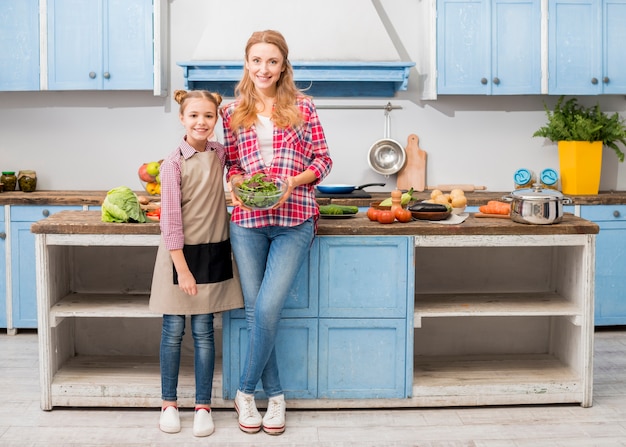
[{"xmin": 229, "ymin": 30, "xmax": 305, "ymax": 131}]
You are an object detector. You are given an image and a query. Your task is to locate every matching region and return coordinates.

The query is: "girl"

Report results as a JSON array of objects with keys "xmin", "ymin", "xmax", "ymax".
[
  {"xmin": 149, "ymin": 89, "xmax": 243, "ymax": 437},
  {"xmin": 223, "ymin": 30, "xmax": 333, "ymax": 435}
]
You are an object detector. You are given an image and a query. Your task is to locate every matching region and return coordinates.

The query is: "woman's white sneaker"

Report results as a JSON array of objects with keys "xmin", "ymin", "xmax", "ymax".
[
  {"xmin": 262, "ymin": 394, "xmax": 286, "ymax": 435},
  {"xmin": 159, "ymin": 406, "xmax": 181, "ymax": 433},
  {"xmin": 193, "ymin": 407, "xmax": 215, "ymax": 437},
  {"xmin": 234, "ymin": 390, "xmax": 262, "ymax": 433}
]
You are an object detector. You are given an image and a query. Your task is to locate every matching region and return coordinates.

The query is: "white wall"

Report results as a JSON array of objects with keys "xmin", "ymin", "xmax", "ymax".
[{"xmin": 1, "ymin": 0, "xmax": 626, "ymax": 193}]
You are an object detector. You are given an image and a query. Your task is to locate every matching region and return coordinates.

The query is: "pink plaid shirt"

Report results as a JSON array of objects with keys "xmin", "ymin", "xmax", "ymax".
[
  {"xmin": 223, "ymin": 96, "xmax": 332, "ymax": 229},
  {"xmin": 159, "ymin": 137, "xmax": 226, "ymax": 250}
]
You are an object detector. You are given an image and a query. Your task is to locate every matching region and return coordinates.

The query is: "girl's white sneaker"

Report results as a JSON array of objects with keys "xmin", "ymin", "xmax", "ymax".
[
  {"xmin": 193, "ymin": 408, "xmax": 215, "ymax": 437},
  {"xmin": 159, "ymin": 406, "xmax": 180, "ymax": 433}
]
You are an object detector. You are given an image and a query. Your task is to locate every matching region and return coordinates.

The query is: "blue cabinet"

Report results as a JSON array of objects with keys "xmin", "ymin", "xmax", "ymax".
[
  {"xmin": 47, "ymin": 0, "xmax": 153, "ymax": 90},
  {"xmin": 581, "ymin": 205, "xmax": 626, "ymax": 325},
  {"xmin": 9, "ymin": 205, "xmax": 81, "ymax": 329},
  {"xmin": 222, "ymin": 236, "xmax": 414, "ymax": 400},
  {"xmin": 437, "ymin": 0, "xmax": 541, "ymax": 94},
  {"xmin": 0, "ymin": 0, "xmax": 40, "ymax": 91},
  {"xmin": 549, "ymin": 0, "xmax": 626, "ymax": 94},
  {"xmin": 0, "ymin": 208, "xmax": 6, "ymax": 328}
]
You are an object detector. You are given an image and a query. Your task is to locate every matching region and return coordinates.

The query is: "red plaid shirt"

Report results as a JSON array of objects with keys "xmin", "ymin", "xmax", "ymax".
[{"xmin": 223, "ymin": 96, "xmax": 333, "ymax": 229}]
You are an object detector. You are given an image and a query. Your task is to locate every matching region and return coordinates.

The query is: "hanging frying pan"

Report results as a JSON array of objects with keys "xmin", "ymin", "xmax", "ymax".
[
  {"xmin": 316, "ymin": 182, "xmax": 385, "ymax": 194},
  {"xmin": 367, "ymin": 104, "xmax": 406, "ymax": 176}
]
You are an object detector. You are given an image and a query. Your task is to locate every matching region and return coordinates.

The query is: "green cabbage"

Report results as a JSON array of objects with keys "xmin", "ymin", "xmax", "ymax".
[{"xmin": 101, "ymin": 186, "xmax": 147, "ymax": 223}]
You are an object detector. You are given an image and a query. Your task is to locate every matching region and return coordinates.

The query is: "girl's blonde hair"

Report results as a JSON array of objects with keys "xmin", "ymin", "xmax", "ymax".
[
  {"xmin": 174, "ymin": 89, "xmax": 223, "ymax": 114},
  {"xmin": 229, "ymin": 30, "xmax": 305, "ymax": 131}
]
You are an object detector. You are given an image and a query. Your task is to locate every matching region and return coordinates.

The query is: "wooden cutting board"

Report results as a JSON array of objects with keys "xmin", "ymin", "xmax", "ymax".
[{"xmin": 397, "ymin": 134, "xmax": 426, "ymax": 192}]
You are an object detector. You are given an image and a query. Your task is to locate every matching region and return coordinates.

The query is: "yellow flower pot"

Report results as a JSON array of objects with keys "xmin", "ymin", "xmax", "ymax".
[{"xmin": 558, "ymin": 141, "xmax": 603, "ymax": 195}]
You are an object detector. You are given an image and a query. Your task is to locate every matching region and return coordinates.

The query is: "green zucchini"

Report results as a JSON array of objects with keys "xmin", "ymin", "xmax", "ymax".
[{"xmin": 319, "ymin": 204, "xmax": 359, "ymax": 215}]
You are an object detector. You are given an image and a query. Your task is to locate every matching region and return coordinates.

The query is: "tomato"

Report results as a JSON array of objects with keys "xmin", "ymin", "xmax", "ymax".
[
  {"xmin": 394, "ymin": 207, "xmax": 412, "ymax": 223},
  {"xmin": 377, "ymin": 210, "xmax": 395, "ymax": 224},
  {"xmin": 366, "ymin": 207, "xmax": 381, "ymax": 221}
]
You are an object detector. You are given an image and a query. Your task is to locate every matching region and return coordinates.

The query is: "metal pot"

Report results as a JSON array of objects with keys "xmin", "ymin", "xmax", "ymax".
[
  {"xmin": 503, "ymin": 185, "xmax": 572, "ymax": 225},
  {"xmin": 367, "ymin": 105, "xmax": 406, "ymax": 176}
]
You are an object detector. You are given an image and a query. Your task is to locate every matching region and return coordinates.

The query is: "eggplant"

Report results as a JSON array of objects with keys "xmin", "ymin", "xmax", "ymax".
[{"xmin": 408, "ymin": 203, "xmax": 449, "ymax": 212}]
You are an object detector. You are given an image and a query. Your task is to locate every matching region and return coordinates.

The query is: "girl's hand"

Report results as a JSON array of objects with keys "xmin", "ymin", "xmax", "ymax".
[{"xmin": 177, "ymin": 271, "xmax": 198, "ymax": 296}]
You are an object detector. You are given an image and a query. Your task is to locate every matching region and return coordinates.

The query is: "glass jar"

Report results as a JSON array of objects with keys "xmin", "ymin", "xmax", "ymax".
[
  {"xmin": 17, "ymin": 170, "xmax": 37, "ymax": 192},
  {"xmin": 513, "ymin": 168, "xmax": 536, "ymax": 189},
  {"xmin": 539, "ymin": 168, "xmax": 559, "ymax": 190},
  {"xmin": 1, "ymin": 171, "xmax": 17, "ymax": 191}
]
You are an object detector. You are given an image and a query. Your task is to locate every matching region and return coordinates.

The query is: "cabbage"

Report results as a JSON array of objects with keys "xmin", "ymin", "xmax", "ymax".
[{"xmin": 101, "ymin": 186, "xmax": 147, "ymax": 223}]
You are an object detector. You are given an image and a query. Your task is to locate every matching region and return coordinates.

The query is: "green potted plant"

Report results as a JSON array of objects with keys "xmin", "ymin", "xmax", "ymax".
[{"xmin": 533, "ymin": 96, "xmax": 626, "ymax": 194}]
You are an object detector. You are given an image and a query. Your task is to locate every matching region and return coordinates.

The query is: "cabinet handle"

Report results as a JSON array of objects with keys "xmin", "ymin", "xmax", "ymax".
[
  {"xmin": 103, "ymin": 72, "xmax": 111, "ymax": 79},
  {"xmin": 42, "ymin": 209, "xmax": 50, "ymax": 217},
  {"xmin": 492, "ymin": 77, "xmax": 500, "ymax": 85},
  {"xmin": 89, "ymin": 72, "xmax": 96, "ymax": 79},
  {"xmin": 603, "ymin": 76, "xmax": 610, "ymax": 84},
  {"xmin": 591, "ymin": 77, "xmax": 598, "ymax": 85},
  {"xmin": 613, "ymin": 210, "xmax": 621, "ymax": 218},
  {"xmin": 480, "ymin": 78, "xmax": 488, "ymax": 85},
  {"xmin": 0, "ymin": 232, "xmax": 5, "ymax": 240}
]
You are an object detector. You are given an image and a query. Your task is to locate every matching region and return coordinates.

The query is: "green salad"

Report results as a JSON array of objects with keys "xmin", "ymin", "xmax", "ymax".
[{"xmin": 236, "ymin": 173, "xmax": 284, "ymax": 209}]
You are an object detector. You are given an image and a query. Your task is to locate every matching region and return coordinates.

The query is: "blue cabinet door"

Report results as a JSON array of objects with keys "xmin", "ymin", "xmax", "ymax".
[
  {"xmin": 0, "ymin": 0, "xmax": 40, "ymax": 91},
  {"xmin": 223, "ymin": 318, "xmax": 318, "ymax": 400},
  {"xmin": 437, "ymin": 0, "xmax": 541, "ymax": 94},
  {"xmin": 549, "ymin": 0, "xmax": 600, "ymax": 94},
  {"xmin": 603, "ymin": 0, "xmax": 626, "ymax": 94},
  {"xmin": 318, "ymin": 318, "xmax": 409, "ymax": 399},
  {"xmin": 47, "ymin": 0, "xmax": 153, "ymax": 90},
  {"xmin": 318, "ymin": 236, "xmax": 412, "ymax": 319},
  {"xmin": 10, "ymin": 206, "xmax": 82, "ymax": 329},
  {"xmin": 0, "ymin": 210, "xmax": 6, "ymax": 328},
  {"xmin": 581, "ymin": 205, "xmax": 626, "ymax": 325}
]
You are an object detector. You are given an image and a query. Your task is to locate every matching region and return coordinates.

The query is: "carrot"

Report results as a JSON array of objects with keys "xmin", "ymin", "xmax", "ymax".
[{"xmin": 479, "ymin": 201, "xmax": 511, "ymax": 215}]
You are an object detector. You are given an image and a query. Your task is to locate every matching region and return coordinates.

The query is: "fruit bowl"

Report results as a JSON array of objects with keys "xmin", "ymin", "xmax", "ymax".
[
  {"xmin": 231, "ymin": 174, "xmax": 288, "ymax": 210},
  {"xmin": 138, "ymin": 161, "xmax": 162, "ymax": 195}
]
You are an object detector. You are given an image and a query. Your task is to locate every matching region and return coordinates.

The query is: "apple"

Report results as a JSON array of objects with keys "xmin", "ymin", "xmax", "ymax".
[
  {"xmin": 146, "ymin": 181, "xmax": 159, "ymax": 195},
  {"xmin": 138, "ymin": 163, "xmax": 155, "ymax": 182},
  {"xmin": 155, "ymin": 174, "xmax": 160, "ymax": 184},
  {"xmin": 146, "ymin": 161, "xmax": 160, "ymax": 177}
]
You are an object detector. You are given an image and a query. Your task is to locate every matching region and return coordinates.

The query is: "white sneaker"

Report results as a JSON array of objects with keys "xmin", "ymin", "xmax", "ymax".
[
  {"xmin": 234, "ymin": 390, "xmax": 262, "ymax": 433},
  {"xmin": 159, "ymin": 406, "xmax": 180, "ymax": 433},
  {"xmin": 262, "ymin": 394, "xmax": 286, "ymax": 435},
  {"xmin": 193, "ymin": 407, "xmax": 215, "ymax": 437}
]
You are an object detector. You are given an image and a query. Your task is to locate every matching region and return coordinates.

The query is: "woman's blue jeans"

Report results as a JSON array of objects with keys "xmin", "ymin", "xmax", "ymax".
[
  {"xmin": 230, "ymin": 218, "xmax": 314, "ymax": 397},
  {"xmin": 160, "ymin": 313, "xmax": 215, "ymax": 405}
]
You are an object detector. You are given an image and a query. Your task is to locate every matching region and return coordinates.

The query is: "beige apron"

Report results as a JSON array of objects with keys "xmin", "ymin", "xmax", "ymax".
[{"xmin": 149, "ymin": 149, "xmax": 243, "ymax": 315}]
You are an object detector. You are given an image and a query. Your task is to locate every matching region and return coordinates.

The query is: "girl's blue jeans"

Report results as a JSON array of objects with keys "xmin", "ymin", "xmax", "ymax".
[
  {"xmin": 160, "ymin": 313, "xmax": 215, "ymax": 405},
  {"xmin": 230, "ymin": 218, "xmax": 314, "ymax": 397}
]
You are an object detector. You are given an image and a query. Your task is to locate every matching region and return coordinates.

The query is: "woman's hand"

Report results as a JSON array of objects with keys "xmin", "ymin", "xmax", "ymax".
[
  {"xmin": 229, "ymin": 175, "xmax": 252, "ymax": 211},
  {"xmin": 273, "ymin": 175, "xmax": 297, "ymax": 208}
]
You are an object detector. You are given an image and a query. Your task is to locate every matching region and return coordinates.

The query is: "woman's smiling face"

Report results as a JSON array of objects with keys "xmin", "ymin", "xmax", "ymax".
[{"xmin": 245, "ymin": 42, "xmax": 285, "ymax": 94}]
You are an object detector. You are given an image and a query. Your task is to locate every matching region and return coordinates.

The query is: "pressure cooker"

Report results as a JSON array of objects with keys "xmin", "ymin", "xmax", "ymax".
[{"xmin": 503, "ymin": 185, "xmax": 572, "ymax": 225}]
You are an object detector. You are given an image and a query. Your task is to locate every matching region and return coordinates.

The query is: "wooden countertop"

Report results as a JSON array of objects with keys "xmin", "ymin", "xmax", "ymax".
[
  {"xmin": 31, "ymin": 210, "xmax": 599, "ymax": 237},
  {"xmin": 4, "ymin": 189, "xmax": 626, "ymax": 206}
]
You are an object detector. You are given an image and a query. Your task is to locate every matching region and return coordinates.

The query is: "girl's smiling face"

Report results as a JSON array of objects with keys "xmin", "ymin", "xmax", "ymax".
[
  {"xmin": 245, "ymin": 42, "xmax": 285, "ymax": 94},
  {"xmin": 179, "ymin": 98, "xmax": 218, "ymax": 150}
]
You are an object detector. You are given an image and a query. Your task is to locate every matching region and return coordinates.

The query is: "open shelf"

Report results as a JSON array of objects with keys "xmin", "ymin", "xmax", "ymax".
[{"xmin": 50, "ymin": 355, "xmax": 228, "ymax": 408}]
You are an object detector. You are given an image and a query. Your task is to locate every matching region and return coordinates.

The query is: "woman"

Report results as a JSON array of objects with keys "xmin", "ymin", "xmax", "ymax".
[{"xmin": 223, "ymin": 29, "xmax": 332, "ymax": 435}]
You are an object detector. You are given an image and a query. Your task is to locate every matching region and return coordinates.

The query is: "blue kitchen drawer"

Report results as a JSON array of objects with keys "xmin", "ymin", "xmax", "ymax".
[
  {"xmin": 318, "ymin": 318, "xmax": 409, "ymax": 399},
  {"xmin": 318, "ymin": 236, "xmax": 412, "ymax": 319},
  {"xmin": 222, "ymin": 317, "xmax": 318, "ymax": 400},
  {"xmin": 580, "ymin": 205, "xmax": 626, "ymax": 222},
  {"xmin": 10, "ymin": 205, "xmax": 81, "ymax": 222}
]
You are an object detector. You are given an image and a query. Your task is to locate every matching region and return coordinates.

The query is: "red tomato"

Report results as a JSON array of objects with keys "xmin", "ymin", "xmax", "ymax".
[
  {"xmin": 366, "ymin": 207, "xmax": 381, "ymax": 221},
  {"xmin": 377, "ymin": 210, "xmax": 395, "ymax": 224},
  {"xmin": 394, "ymin": 207, "xmax": 412, "ymax": 223}
]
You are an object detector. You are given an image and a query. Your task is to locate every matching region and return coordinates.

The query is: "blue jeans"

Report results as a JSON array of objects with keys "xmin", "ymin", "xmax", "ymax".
[
  {"xmin": 230, "ymin": 218, "xmax": 314, "ymax": 397},
  {"xmin": 160, "ymin": 313, "xmax": 215, "ymax": 405}
]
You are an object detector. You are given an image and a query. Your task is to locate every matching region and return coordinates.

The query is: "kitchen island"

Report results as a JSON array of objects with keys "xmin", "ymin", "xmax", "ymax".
[{"xmin": 32, "ymin": 210, "xmax": 598, "ymax": 410}]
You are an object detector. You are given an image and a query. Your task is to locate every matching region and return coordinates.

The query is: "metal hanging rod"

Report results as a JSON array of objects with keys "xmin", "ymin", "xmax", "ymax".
[{"xmin": 315, "ymin": 102, "xmax": 402, "ymax": 110}]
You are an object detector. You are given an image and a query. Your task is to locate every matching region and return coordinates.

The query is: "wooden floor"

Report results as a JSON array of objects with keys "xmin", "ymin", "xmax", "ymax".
[{"xmin": 2, "ymin": 328, "xmax": 626, "ymax": 446}]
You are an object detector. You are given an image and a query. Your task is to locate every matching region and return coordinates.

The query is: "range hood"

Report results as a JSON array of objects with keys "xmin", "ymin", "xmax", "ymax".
[{"xmin": 177, "ymin": 60, "xmax": 415, "ymax": 98}]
